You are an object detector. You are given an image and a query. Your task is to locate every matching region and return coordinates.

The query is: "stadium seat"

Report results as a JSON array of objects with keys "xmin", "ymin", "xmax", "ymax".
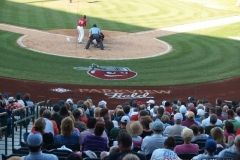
[{"xmin": 178, "ymin": 153, "xmax": 197, "ymax": 160}]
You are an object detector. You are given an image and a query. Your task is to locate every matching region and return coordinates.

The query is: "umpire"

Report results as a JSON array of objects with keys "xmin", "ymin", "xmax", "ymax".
[{"xmin": 85, "ymin": 24, "xmax": 104, "ymax": 50}]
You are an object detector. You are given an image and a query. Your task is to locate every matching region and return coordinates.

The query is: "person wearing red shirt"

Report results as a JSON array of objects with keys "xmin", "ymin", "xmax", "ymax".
[{"xmin": 77, "ymin": 15, "xmax": 87, "ymax": 43}]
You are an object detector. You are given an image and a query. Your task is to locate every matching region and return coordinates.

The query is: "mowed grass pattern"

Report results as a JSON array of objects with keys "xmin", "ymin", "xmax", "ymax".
[
  {"xmin": 0, "ymin": 0, "xmax": 240, "ymax": 85},
  {"xmin": 0, "ymin": 24, "xmax": 240, "ymax": 86},
  {"xmin": 1, "ymin": 0, "xmax": 240, "ymax": 31}
]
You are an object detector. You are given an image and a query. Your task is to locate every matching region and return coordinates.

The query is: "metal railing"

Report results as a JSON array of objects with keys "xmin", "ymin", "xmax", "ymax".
[{"xmin": 0, "ymin": 101, "xmax": 46, "ymax": 155}]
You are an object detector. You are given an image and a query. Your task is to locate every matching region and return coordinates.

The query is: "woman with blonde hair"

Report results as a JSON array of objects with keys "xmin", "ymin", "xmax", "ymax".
[
  {"xmin": 174, "ymin": 127, "xmax": 199, "ymax": 154},
  {"xmin": 126, "ymin": 121, "xmax": 143, "ymax": 150},
  {"xmin": 54, "ymin": 116, "xmax": 80, "ymax": 147},
  {"xmin": 210, "ymin": 127, "xmax": 226, "ymax": 154}
]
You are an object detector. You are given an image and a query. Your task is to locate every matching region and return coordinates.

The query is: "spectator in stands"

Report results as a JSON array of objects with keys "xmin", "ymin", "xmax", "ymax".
[
  {"xmin": 224, "ymin": 120, "xmax": 235, "ymax": 146},
  {"xmin": 163, "ymin": 113, "xmax": 185, "ymax": 137},
  {"xmin": 204, "ymin": 114, "xmax": 219, "ymax": 134},
  {"xmin": 0, "ymin": 100, "xmax": 7, "ymax": 139},
  {"xmin": 151, "ymin": 136, "xmax": 180, "ymax": 160},
  {"xmin": 42, "ymin": 109, "xmax": 59, "ymax": 136},
  {"xmin": 141, "ymin": 120, "xmax": 167, "ymax": 156},
  {"xmin": 100, "ymin": 108, "xmax": 114, "ymax": 136},
  {"xmin": 201, "ymin": 108, "xmax": 222, "ymax": 127},
  {"xmin": 164, "ymin": 101, "xmax": 172, "ymax": 115},
  {"xmin": 51, "ymin": 104, "xmax": 62, "ymax": 131},
  {"xmin": 160, "ymin": 114, "xmax": 171, "ymax": 129},
  {"xmin": 23, "ymin": 93, "xmax": 34, "ymax": 114},
  {"xmin": 122, "ymin": 154, "xmax": 140, "ymax": 160},
  {"xmin": 82, "ymin": 122, "xmax": 108, "ymax": 151},
  {"xmin": 215, "ymin": 106, "xmax": 224, "ymax": 121},
  {"xmin": 15, "ymin": 93, "xmax": 26, "ymax": 107},
  {"xmin": 31, "ymin": 117, "xmax": 54, "ymax": 149},
  {"xmin": 179, "ymin": 105, "xmax": 187, "ymax": 121},
  {"xmin": 139, "ymin": 116, "xmax": 153, "ymax": 138},
  {"xmin": 192, "ymin": 139, "xmax": 217, "ymax": 160},
  {"xmin": 191, "ymin": 125, "xmax": 208, "ymax": 142},
  {"xmin": 222, "ymin": 105, "xmax": 229, "ymax": 121},
  {"xmin": 5, "ymin": 97, "xmax": 23, "ymax": 112},
  {"xmin": 107, "ymin": 132, "xmax": 146, "ymax": 160},
  {"xmin": 22, "ymin": 132, "xmax": 58, "ymax": 160},
  {"xmin": 110, "ymin": 115, "xmax": 130, "ymax": 140},
  {"xmin": 227, "ymin": 109, "xmax": 240, "ymax": 132},
  {"xmin": 174, "ymin": 127, "xmax": 199, "ymax": 155},
  {"xmin": 73, "ymin": 108, "xmax": 87, "ymax": 132},
  {"xmin": 218, "ymin": 135, "xmax": 240, "ymax": 160},
  {"xmin": 210, "ymin": 127, "xmax": 225, "ymax": 154},
  {"xmin": 54, "ymin": 116, "xmax": 80, "ymax": 147},
  {"xmin": 112, "ymin": 108, "xmax": 124, "ymax": 126},
  {"xmin": 182, "ymin": 111, "xmax": 198, "ymax": 128},
  {"xmin": 66, "ymin": 98, "xmax": 77, "ymax": 111},
  {"xmin": 155, "ymin": 106, "xmax": 164, "ymax": 120},
  {"xmin": 123, "ymin": 105, "xmax": 131, "ymax": 117},
  {"xmin": 94, "ymin": 107, "xmax": 102, "ymax": 118},
  {"xmin": 126, "ymin": 121, "xmax": 143, "ymax": 150},
  {"xmin": 80, "ymin": 117, "xmax": 108, "ymax": 148},
  {"xmin": 235, "ymin": 107, "xmax": 240, "ymax": 122},
  {"xmin": 5, "ymin": 97, "xmax": 24, "ymax": 136},
  {"xmin": 7, "ymin": 156, "xmax": 22, "ymax": 160},
  {"xmin": 195, "ymin": 108, "xmax": 205, "ymax": 124}
]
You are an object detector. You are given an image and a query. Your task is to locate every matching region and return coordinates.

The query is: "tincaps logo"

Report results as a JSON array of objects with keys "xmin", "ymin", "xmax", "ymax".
[{"xmin": 74, "ymin": 64, "xmax": 137, "ymax": 80}]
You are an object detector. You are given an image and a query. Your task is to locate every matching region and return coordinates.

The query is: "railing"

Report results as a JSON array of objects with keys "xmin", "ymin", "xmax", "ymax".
[{"xmin": 0, "ymin": 100, "xmax": 46, "ymax": 155}]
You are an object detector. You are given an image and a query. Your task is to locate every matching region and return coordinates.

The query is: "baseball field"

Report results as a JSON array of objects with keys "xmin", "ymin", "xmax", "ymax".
[{"xmin": 0, "ymin": 0, "xmax": 240, "ymax": 103}]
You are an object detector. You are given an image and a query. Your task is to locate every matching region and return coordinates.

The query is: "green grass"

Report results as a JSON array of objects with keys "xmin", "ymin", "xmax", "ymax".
[
  {"xmin": 0, "ymin": 0, "xmax": 240, "ymax": 86},
  {"xmin": 0, "ymin": 22, "xmax": 240, "ymax": 86},
  {"xmin": 1, "ymin": 0, "xmax": 240, "ymax": 32}
]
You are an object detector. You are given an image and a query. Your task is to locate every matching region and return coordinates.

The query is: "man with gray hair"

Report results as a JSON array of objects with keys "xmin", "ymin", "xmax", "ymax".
[
  {"xmin": 163, "ymin": 113, "xmax": 185, "ymax": 137},
  {"xmin": 218, "ymin": 135, "xmax": 240, "ymax": 160}
]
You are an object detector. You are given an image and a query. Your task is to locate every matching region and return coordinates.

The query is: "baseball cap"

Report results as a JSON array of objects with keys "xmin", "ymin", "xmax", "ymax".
[
  {"xmin": 205, "ymin": 139, "xmax": 217, "ymax": 152},
  {"xmin": 179, "ymin": 105, "xmax": 187, "ymax": 114},
  {"xmin": 197, "ymin": 109, "xmax": 205, "ymax": 116},
  {"xmin": 8, "ymin": 97, "xmax": 15, "ymax": 103},
  {"xmin": 150, "ymin": 120, "xmax": 164, "ymax": 131},
  {"xmin": 121, "ymin": 115, "xmax": 130, "ymax": 124},
  {"xmin": 98, "ymin": 100, "xmax": 107, "ymax": 108},
  {"xmin": 174, "ymin": 113, "xmax": 183, "ymax": 121},
  {"xmin": 27, "ymin": 132, "xmax": 43, "ymax": 147},
  {"xmin": 146, "ymin": 99, "xmax": 155, "ymax": 104},
  {"xmin": 66, "ymin": 98, "xmax": 73, "ymax": 104}
]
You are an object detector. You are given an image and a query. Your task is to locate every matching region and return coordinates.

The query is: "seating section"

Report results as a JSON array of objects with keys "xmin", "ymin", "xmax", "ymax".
[{"xmin": 1, "ymin": 95, "xmax": 240, "ymax": 160}]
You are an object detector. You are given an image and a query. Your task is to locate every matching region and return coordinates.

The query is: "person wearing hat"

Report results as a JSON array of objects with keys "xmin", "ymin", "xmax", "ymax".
[
  {"xmin": 85, "ymin": 24, "xmax": 104, "ymax": 50},
  {"xmin": 22, "ymin": 132, "xmax": 58, "ymax": 160},
  {"xmin": 109, "ymin": 115, "xmax": 130, "ymax": 141},
  {"xmin": 163, "ymin": 113, "xmax": 185, "ymax": 137},
  {"xmin": 192, "ymin": 139, "xmax": 218, "ymax": 160},
  {"xmin": 182, "ymin": 111, "xmax": 199, "ymax": 128},
  {"xmin": 141, "ymin": 120, "xmax": 167, "ymax": 156}
]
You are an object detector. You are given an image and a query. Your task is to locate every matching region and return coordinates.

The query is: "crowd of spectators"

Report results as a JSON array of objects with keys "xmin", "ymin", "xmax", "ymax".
[{"xmin": 1, "ymin": 93, "xmax": 240, "ymax": 160}]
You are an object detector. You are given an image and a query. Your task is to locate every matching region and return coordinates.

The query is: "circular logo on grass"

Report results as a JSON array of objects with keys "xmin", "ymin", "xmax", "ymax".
[{"xmin": 74, "ymin": 64, "xmax": 137, "ymax": 80}]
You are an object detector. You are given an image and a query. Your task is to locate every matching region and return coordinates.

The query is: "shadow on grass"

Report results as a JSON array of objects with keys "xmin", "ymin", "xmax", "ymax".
[{"xmin": 0, "ymin": 0, "xmax": 152, "ymax": 32}]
